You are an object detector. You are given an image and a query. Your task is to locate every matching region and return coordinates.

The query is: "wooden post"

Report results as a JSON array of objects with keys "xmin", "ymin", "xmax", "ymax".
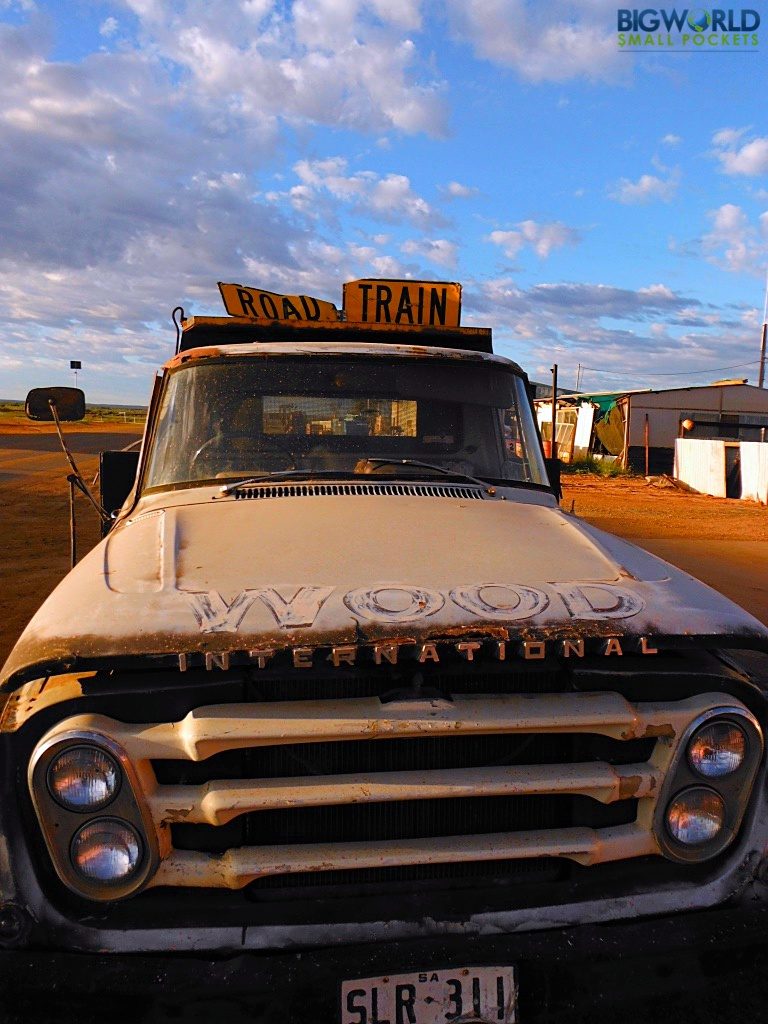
[
  {"xmin": 551, "ymin": 364, "xmax": 558, "ymax": 460},
  {"xmin": 644, "ymin": 414, "xmax": 650, "ymax": 476}
]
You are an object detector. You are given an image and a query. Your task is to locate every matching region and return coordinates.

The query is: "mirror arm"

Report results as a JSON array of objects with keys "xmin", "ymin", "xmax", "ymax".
[
  {"xmin": 48, "ymin": 400, "xmax": 110, "ymax": 523},
  {"xmin": 67, "ymin": 475, "xmax": 78, "ymax": 568}
]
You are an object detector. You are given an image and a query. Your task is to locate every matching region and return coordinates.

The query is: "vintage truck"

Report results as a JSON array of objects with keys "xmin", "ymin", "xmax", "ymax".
[{"xmin": 1, "ymin": 278, "xmax": 768, "ymax": 1022}]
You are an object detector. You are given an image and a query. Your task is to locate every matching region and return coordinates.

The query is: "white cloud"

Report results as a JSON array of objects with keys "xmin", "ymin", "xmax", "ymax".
[
  {"xmin": 370, "ymin": 174, "xmax": 434, "ymax": 223},
  {"xmin": 661, "ymin": 133, "xmax": 681, "ymax": 146},
  {"xmin": 609, "ymin": 170, "xmax": 679, "ymax": 204},
  {"xmin": 445, "ymin": 0, "xmax": 622, "ymax": 82},
  {"xmin": 0, "ymin": 21, "xmax": 347, "ymax": 396},
  {"xmin": 712, "ymin": 126, "xmax": 748, "ymax": 149},
  {"xmin": 488, "ymin": 220, "xmax": 581, "ymax": 260},
  {"xmin": 99, "ymin": 16, "xmax": 119, "ymax": 37},
  {"xmin": 637, "ymin": 283, "xmax": 676, "ymax": 302},
  {"xmin": 401, "ymin": 238, "xmax": 458, "ymax": 268},
  {"xmin": 122, "ymin": 0, "xmax": 447, "ymax": 137},
  {"xmin": 713, "ymin": 131, "xmax": 768, "ymax": 176},
  {"xmin": 702, "ymin": 203, "xmax": 768, "ymax": 274},
  {"xmin": 370, "ymin": 0, "xmax": 422, "ymax": 30},
  {"xmin": 291, "ymin": 157, "xmax": 441, "ymax": 227},
  {"xmin": 443, "ymin": 180, "xmax": 478, "ymax": 198},
  {"xmin": 463, "ymin": 275, "xmax": 755, "ymax": 391},
  {"xmin": 0, "ymin": 10, "xmax": 459, "ymax": 401}
]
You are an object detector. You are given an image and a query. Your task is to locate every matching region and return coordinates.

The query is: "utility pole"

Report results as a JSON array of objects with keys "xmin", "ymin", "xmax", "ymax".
[
  {"xmin": 759, "ymin": 267, "xmax": 768, "ymax": 388},
  {"xmin": 576, "ymin": 363, "xmax": 583, "ymax": 391}
]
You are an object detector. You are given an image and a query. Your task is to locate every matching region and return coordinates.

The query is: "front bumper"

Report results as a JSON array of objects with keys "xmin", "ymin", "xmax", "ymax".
[{"xmin": 3, "ymin": 904, "xmax": 768, "ymax": 1023}]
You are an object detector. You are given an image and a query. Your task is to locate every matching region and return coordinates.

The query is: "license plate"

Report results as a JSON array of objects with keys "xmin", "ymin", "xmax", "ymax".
[{"xmin": 341, "ymin": 965, "xmax": 517, "ymax": 1023}]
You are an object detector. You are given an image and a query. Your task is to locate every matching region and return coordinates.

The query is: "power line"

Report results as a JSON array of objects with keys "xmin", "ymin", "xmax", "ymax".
[{"xmin": 578, "ymin": 358, "xmax": 760, "ymax": 379}]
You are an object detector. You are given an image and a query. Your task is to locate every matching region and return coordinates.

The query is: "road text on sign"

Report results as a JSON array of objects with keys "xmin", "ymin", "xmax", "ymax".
[
  {"xmin": 218, "ymin": 282, "xmax": 340, "ymax": 323},
  {"xmin": 344, "ymin": 279, "xmax": 462, "ymax": 327}
]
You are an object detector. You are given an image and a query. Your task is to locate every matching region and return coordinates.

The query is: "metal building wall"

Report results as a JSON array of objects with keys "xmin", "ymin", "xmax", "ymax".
[
  {"xmin": 740, "ymin": 443, "xmax": 768, "ymax": 505},
  {"xmin": 628, "ymin": 385, "xmax": 768, "ymax": 448},
  {"xmin": 674, "ymin": 439, "xmax": 726, "ymax": 497}
]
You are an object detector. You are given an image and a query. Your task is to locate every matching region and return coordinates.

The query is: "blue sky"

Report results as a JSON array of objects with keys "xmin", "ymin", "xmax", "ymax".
[{"xmin": 1, "ymin": 0, "xmax": 767, "ymax": 402}]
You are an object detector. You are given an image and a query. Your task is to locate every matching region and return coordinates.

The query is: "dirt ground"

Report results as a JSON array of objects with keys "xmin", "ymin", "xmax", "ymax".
[
  {"xmin": 562, "ymin": 473, "xmax": 768, "ymax": 541},
  {"xmin": 1, "ymin": 435, "xmax": 767, "ymax": 668},
  {"xmin": 0, "ymin": 423, "xmax": 141, "ymax": 667},
  {"xmin": 561, "ymin": 474, "xmax": 768, "ymax": 627}
]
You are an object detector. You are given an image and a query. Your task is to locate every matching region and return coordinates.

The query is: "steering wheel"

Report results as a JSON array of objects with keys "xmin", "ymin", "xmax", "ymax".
[{"xmin": 191, "ymin": 433, "xmax": 297, "ymax": 474}]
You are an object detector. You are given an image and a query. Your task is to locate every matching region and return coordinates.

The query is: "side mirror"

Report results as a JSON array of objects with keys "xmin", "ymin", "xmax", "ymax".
[
  {"xmin": 99, "ymin": 450, "xmax": 140, "ymax": 533},
  {"xmin": 26, "ymin": 387, "xmax": 85, "ymax": 422}
]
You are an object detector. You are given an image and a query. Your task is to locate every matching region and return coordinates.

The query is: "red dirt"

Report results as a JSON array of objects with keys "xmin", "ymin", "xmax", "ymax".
[{"xmin": 562, "ymin": 474, "xmax": 767, "ymax": 541}]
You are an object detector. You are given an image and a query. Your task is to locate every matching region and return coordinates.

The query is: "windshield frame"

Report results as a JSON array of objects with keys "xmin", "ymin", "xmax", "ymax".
[{"xmin": 137, "ymin": 348, "xmax": 553, "ymax": 497}]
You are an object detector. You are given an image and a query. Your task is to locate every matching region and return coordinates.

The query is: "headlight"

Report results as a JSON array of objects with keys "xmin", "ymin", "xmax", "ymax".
[
  {"xmin": 47, "ymin": 745, "xmax": 121, "ymax": 812},
  {"xmin": 665, "ymin": 787, "xmax": 725, "ymax": 846},
  {"xmin": 688, "ymin": 721, "xmax": 746, "ymax": 778},
  {"xmin": 71, "ymin": 819, "xmax": 142, "ymax": 884}
]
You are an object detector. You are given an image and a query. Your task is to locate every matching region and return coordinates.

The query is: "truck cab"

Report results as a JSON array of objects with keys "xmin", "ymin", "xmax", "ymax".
[{"xmin": 2, "ymin": 281, "xmax": 768, "ymax": 1022}]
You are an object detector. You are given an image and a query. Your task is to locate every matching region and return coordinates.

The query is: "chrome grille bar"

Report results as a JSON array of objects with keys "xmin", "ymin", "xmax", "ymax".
[
  {"xmin": 149, "ymin": 823, "xmax": 657, "ymax": 889},
  {"xmin": 52, "ymin": 690, "xmax": 714, "ymax": 762},
  {"xmin": 149, "ymin": 762, "xmax": 660, "ymax": 826}
]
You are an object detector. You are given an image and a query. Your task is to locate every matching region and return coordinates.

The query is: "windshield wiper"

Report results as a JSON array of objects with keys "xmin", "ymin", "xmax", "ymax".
[
  {"xmin": 357, "ymin": 459, "xmax": 496, "ymax": 494},
  {"xmin": 218, "ymin": 460, "xmax": 498, "ymax": 496},
  {"xmin": 218, "ymin": 470, "xmax": 358, "ymax": 495}
]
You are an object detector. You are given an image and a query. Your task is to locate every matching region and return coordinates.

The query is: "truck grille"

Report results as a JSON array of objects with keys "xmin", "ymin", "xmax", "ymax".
[
  {"xmin": 33, "ymin": 685, "xmax": 735, "ymax": 894},
  {"xmin": 162, "ymin": 732, "xmax": 644, "ymax": 890}
]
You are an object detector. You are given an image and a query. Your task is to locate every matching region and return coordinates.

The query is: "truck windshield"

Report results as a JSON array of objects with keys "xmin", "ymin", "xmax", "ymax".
[{"xmin": 143, "ymin": 355, "xmax": 549, "ymax": 490}]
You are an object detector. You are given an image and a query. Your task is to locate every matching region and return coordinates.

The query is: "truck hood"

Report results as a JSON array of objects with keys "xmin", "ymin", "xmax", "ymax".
[{"xmin": 3, "ymin": 489, "xmax": 767, "ymax": 685}]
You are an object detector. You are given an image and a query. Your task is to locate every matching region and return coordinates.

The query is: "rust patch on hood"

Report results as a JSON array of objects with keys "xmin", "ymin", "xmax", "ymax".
[
  {"xmin": 0, "ymin": 673, "xmax": 90, "ymax": 732},
  {"xmin": 432, "ymin": 625, "xmax": 510, "ymax": 641}
]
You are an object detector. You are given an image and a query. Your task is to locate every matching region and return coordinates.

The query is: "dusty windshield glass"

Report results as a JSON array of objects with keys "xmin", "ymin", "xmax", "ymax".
[{"xmin": 143, "ymin": 355, "xmax": 548, "ymax": 489}]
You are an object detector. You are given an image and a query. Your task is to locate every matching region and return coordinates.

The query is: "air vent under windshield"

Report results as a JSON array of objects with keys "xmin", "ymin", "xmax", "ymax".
[{"xmin": 231, "ymin": 482, "xmax": 486, "ymax": 500}]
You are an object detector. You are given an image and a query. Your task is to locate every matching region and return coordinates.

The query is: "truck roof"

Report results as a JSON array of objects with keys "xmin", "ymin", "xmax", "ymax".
[
  {"xmin": 165, "ymin": 338, "xmax": 525, "ymax": 375},
  {"xmin": 177, "ymin": 316, "xmax": 494, "ymax": 355}
]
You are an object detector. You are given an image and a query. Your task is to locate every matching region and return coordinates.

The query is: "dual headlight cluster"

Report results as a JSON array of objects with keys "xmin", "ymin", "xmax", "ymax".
[
  {"xmin": 47, "ymin": 746, "xmax": 142, "ymax": 885},
  {"xmin": 30, "ymin": 738, "xmax": 153, "ymax": 900},
  {"xmin": 659, "ymin": 711, "xmax": 762, "ymax": 862}
]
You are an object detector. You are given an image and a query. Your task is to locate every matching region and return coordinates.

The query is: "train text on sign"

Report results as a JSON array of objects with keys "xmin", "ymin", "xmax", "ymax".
[{"xmin": 344, "ymin": 279, "xmax": 462, "ymax": 327}]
